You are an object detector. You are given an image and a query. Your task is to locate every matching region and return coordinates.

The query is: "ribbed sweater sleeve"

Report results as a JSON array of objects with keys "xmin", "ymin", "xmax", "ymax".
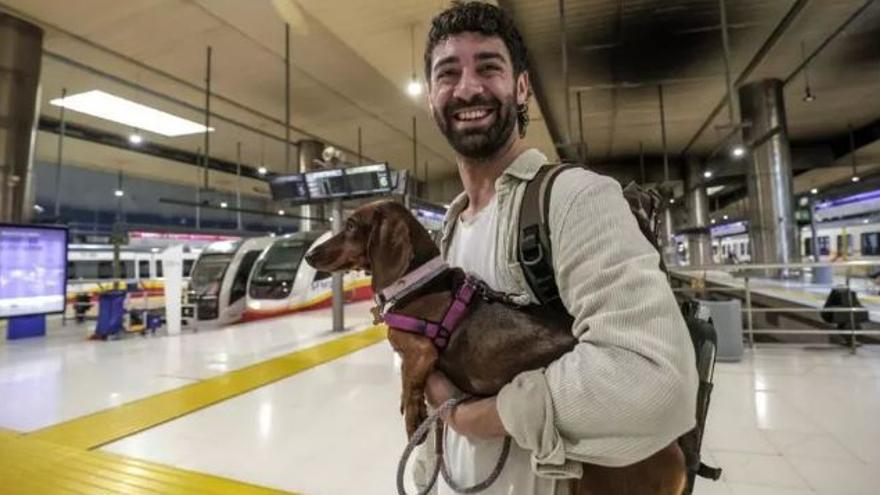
[{"xmin": 495, "ymin": 169, "xmax": 698, "ymax": 474}]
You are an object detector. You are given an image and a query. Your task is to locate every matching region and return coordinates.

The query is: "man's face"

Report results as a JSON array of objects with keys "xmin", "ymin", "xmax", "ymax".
[{"xmin": 428, "ymin": 32, "xmax": 528, "ymax": 160}]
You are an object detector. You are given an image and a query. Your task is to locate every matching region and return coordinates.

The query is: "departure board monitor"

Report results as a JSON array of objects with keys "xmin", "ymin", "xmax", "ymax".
[
  {"xmin": 269, "ymin": 174, "xmax": 309, "ymax": 202},
  {"xmin": 345, "ymin": 163, "xmax": 391, "ymax": 197},
  {"xmin": 305, "ymin": 169, "xmax": 347, "ymax": 200}
]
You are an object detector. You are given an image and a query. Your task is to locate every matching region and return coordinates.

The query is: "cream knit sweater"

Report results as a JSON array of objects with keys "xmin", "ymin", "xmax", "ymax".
[{"xmin": 433, "ymin": 149, "xmax": 698, "ymax": 484}]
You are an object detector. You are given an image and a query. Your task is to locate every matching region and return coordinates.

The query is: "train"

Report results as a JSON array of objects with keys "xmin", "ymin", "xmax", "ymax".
[
  {"xmin": 180, "ymin": 231, "xmax": 372, "ymax": 327},
  {"xmin": 243, "ymin": 231, "xmax": 372, "ymax": 321},
  {"xmin": 66, "ymin": 244, "xmax": 201, "ymax": 319}
]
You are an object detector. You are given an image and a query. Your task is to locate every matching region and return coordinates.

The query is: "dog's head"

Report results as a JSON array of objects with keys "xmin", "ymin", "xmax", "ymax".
[{"xmin": 304, "ymin": 200, "xmax": 439, "ymax": 291}]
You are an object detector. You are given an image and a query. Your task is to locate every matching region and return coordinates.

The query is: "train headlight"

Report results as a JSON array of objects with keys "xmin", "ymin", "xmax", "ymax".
[{"xmin": 249, "ymin": 301, "xmax": 262, "ymax": 310}]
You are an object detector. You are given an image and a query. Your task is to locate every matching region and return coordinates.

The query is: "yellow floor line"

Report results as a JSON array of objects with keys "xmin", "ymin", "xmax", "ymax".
[
  {"xmin": 29, "ymin": 324, "xmax": 387, "ymax": 450},
  {"xmin": 0, "ymin": 431, "xmax": 294, "ymax": 494}
]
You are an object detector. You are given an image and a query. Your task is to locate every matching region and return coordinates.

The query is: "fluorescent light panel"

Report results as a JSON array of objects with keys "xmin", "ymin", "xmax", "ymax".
[{"xmin": 49, "ymin": 90, "xmax": 214, "ymax": 137}]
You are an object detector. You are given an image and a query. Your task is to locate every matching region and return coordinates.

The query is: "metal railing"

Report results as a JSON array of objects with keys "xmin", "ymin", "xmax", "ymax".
[{"xmin": 669, "ymin": 261, "xmax": 880, "ymax": 354}]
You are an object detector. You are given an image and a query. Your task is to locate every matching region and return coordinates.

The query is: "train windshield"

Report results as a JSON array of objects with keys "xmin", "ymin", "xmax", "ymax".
[
  {"xmin": 249, "ymin": 240, "xmax": 309, "ymax": 299},
  {"xmin": 252, "ymin": 241, "xmax": 308, "ymax": 283},
  {"xmin": 190, "ymin": 254, "xmax": 233, "ymax": 292}
]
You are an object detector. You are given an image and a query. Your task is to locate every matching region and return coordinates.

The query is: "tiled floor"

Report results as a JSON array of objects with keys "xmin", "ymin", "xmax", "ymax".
[
  {"xmin": 0, "ymin": 301, "xmax": 374, "ymax": 431},
  {"xmin": 695, "ymin": 344, "xmax": 880, "ymax": 495},
  {"xmin": 4, "ymin": 305, "xmax": 879, "ymax": 494},
  {"xmin": 106, "ymin": 340, "xmax": 880, "ymax": 494}
]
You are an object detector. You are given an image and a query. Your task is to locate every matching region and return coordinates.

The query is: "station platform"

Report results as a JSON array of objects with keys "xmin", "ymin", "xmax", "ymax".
[{"xmin": 1, "ymin": 303, "xmax": 878, "ymax": 494}]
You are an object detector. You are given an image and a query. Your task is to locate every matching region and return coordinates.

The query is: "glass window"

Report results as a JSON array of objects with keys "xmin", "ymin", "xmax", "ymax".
[
  {"xmin": 98, "ymin": 261, "xmax": 113, "ymax": 279},
  {"xmin": 183, "ymin": 259, "xmax": 195, "ymax": 277},
  {"xmin": 315, "ymin": 271, "xmax": 332, "ymax": 281},
  {"xmin": 804, "ymin": 238, "xmax": 812, "ymax": 256},
  {"xmin": 229, "ymin": 250, "xmax": 262, "ymax": 304},
  {"xmin": 156, "ymin": 260, "xmax": 164, "ymax": 278},
  {"xmin": 862, "ymin": 233, "xmax": 880, "ymax": 256},
  {"xmin": 818, "ymin": 236, "xmax": 830, "ymax": 256},
  {"xmin": 138, "ymin": 260, "xmax": 150, "ymax": 278},
  {"xmin": 189, "ymin": 254, "xmax": 233, "ymax": 293}
]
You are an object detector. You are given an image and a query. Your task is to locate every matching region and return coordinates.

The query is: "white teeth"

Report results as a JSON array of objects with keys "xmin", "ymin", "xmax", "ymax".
[{"xmin": 455, "ymin": 109, "xmax": 490, "ymax": 121}]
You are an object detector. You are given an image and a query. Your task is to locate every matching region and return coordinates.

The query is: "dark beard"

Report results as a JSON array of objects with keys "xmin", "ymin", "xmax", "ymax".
[{"xmin": 434, "ymin": 94, "xmax": 517, "ymax": 160}]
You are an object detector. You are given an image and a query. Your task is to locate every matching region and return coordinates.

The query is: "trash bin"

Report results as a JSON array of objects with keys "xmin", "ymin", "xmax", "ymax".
[
  {"xmin": 697, "ymin": 299, "xmax": 743, "ymax": 362},
  {"xmin": 812, "ymin": 266, "xmax": 833, "ymax": 285},
  {"xmin": 95, "ymin": 290, "xmax": 126, "ymax": 339}
]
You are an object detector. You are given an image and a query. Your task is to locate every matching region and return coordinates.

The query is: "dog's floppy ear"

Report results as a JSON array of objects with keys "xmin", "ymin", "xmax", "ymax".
[{"xmin": 367, "ymin": 205, "xmax": 413, "ymax": 291}]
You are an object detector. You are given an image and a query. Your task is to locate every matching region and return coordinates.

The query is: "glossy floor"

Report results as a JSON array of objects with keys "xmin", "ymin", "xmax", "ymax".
[
  {"xmin": 108, "ymin": 341, "xmax": 880, "ymax": 494},
  {"xmin": 0, "ymin": 302, "xmax": 373, "ymax": 432}
]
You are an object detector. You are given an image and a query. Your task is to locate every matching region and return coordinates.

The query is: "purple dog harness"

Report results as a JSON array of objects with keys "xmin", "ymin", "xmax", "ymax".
[{"xmin": 376, "ymin": 256, "xmax": 481, "ymax": 351}]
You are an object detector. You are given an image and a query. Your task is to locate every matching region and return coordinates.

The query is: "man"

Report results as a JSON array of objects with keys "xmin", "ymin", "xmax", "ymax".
[{"xmin": 415, "ymin": 2, "xmax": 698, "ymax": 494}]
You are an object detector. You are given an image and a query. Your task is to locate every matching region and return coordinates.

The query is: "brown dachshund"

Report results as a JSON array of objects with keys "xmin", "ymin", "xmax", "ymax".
[{"xmin": 305, "ymin": 199, "xmax": 685, "ymax": 495}]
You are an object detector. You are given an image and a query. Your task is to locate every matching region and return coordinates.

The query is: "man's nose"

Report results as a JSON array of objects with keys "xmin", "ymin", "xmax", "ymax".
[{"xmin": 452, "ymin": 68, "xmax": 484, "ymax": 102}]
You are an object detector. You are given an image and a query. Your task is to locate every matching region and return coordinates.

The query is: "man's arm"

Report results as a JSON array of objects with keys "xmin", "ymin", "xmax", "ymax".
[{"xmin": 494, "ymin": 170, "xmax": 698, "ymax": 470}]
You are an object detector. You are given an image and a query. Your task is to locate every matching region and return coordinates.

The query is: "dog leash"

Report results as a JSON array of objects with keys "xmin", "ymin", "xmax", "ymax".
[{"xmin": 397, "ymin": 395, "xmax": 511, "ymax": 495}]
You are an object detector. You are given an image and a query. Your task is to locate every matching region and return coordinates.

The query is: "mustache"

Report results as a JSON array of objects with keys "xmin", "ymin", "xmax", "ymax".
[{"xmin": 443, "ymin": 95, "xmax": 500, "ymax": 116}]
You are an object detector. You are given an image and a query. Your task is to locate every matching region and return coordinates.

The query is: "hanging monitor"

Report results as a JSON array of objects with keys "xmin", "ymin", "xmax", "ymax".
[
  {"xmin": 0, "ymin": 225, "xmax": 69, "ymax": 318},
  {"xmin": 345, "ymin": 163, "xmax": 391, "ymax": 197},
  {"xmin": 304, "ymin": 168, "xmax": 348, "ymax": 200},
  {"xmin": 269, "ymin": 174, "xmax": 309, "ymax": 203}
]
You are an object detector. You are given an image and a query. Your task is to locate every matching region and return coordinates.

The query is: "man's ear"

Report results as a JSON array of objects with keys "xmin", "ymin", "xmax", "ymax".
[{"xmin": 516, "ymin": 71, "xmax": 530, "ymax": 106}]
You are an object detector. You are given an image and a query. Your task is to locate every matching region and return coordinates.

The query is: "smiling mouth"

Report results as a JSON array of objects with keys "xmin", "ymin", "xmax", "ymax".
[{"xmin": 452, "ymin": 107, "xmax": 495, "ymax": 123}]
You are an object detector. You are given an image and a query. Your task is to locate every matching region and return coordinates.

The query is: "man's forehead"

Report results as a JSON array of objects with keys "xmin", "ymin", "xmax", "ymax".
[{"xmin": 431, "ymin": 32, "xmax": 511, "ymax": 66}]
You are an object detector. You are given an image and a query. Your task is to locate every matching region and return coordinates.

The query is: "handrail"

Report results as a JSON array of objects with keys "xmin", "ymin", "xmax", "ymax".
[{"xmin": 670, "ymin": 264, "xmax": 877, "ymax": 354}]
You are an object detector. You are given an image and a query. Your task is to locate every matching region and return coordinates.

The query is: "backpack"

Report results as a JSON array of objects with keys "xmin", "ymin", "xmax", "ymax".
[{"xmin": 517, "ymin": 163, "xmax": 722, "ymax": 493}]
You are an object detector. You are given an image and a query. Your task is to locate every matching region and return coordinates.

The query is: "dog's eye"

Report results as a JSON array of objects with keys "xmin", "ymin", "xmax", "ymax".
[{"xmin": 346, "ymin": 223, "xmax": 356, "ymax": 233}]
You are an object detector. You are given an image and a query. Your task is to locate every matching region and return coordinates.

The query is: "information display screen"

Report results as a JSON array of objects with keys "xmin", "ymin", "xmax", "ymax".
[
  {"xmin": 345, "ymin": 163, "xmax": 391, "ymax": 197},
  {"xmin": 0, "ymin": 225, "xmax": 68, "ymax": 318},
  {"xmin": 305, "ymin": 169, "xmax": 347, "ymax": 200},
  {"xmin": 269, "ymin": 174, "xmax": 309, "ymax": 202}
]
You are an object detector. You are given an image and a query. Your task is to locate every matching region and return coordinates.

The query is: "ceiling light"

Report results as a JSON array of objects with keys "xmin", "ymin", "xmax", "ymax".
[
  {"xmin": 802, "ymin": 89, "xmax": 815, "ymax": 102},
  {"xmin": 128, "ymin": 133, "xmax": 143, "ymax": 145},
  {"xmin": 723, "ymin": 215, "xmax": 729, "ymax": 220},
  {"xmin": 49, "ymin": 90, "xmax": 215, "ymax": 137},
  {"xmin": 278, "ymin": 209, "xmax": 285, "ymax": 216},
  {"xmin": 258, "ymin": 167, "xmax": 268, "ymax": 175},
  {"xmin": 710, "ymin": 218, "xmax": 716, "ymax": 224},
  {"xmin": 731, "ymin": 146, "xmax": 746, "ymax": 158},
  {"xmin": 33, "ymin": 204, "xmax": 44, "ymax": 213},
  {"xmin": 151, "ymin": 247, "xmax": 160, "ymax": 253},
  {"xmin": 703, "ymin": 171, "xmax": 713, "ymax": 179},
  {"xmin": 220, "ymin": 202, "xmax": 228, "ymax": 208},
  {"xmin": 810, "ymin": 188, "xmax": 818, "ymax": 195},
  {"xmin": 406, "ymin": 79, "xmax": 422, "ymax": 96},
  {"xmin": 669, "ymin": 198, "xmax": 675, "ymax": 204},
  {"xmin": 852, "ymin": 176, "xmax": 860, "ymax": 183},
  {"xmin": 114, "ymin": 189, "xmax": 124, "ymax": 197}
]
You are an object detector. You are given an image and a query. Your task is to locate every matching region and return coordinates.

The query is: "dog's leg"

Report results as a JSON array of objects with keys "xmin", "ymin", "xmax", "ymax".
[{"xmin": 388, "ymin": 330, "xmax": 438, "ymax": 439}]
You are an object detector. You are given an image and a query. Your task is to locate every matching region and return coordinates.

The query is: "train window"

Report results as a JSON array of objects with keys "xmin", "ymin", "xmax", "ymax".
[
  {"xmin": 862, "ymin": 233, "xmax": 880, "ymax": 256},
  {"xmin": 67, "ymin": 261, "xmax": 76, "ymax": 280},
  {"xmin": 315, "ymin": 271, "xmax": 332, "ymax": 281},
  {"xmin": 817, "ymin": 236, "xmax": 830, "ymax": 255},
  {"xmin": 804, "ymin": 238, "xmax": 812, "ymax": 256},
  {"xmin": 183, "ymin": 259, "xmax": 195, "ymax": 277},
  {"xmin": 156, "ymin": 261, "xmax": 164, "ymax": 278},
  {"xmin": 740, "ymin": 243, "xmax": 746, "ymax": 256},
  {"xmin": 229, "ymin": 251, "xmax": 263, "ymax": 305},
  {"xmin": 98, "ymin": 261, "xmax": 113, "ymax": 279},
  {"xmin": 138, "ymin": 260, "xmax": 150, "ymax": 279}
]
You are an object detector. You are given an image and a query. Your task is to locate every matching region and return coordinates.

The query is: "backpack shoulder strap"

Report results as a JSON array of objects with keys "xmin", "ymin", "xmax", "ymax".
[
  {"xmin": 517, "ymin": 162, "xmax": 580, "ymax": 310},
  {"xmin": 518, "ymin": 164, "xmax": 668, "ymax": 308}
]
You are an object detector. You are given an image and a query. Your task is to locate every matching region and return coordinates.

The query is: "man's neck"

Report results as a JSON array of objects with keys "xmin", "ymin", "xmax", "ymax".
[{"xmin": 457, "ymin": 137, "xmax": 527, "ymax": 218}]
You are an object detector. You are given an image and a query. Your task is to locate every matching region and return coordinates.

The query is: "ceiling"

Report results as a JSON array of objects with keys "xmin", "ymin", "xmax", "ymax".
[
  {"xmin": 2, "ymin": 0, "xmax": 878, "ymax": 207},
  {"xmin": 502, "ymin": 0, "xmax": 880, "ymax": 174}
]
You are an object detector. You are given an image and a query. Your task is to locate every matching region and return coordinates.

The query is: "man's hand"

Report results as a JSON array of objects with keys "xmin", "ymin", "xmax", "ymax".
[{"xmin": 425, "ymin": 371, "xmax": 508, "ymax": 439}]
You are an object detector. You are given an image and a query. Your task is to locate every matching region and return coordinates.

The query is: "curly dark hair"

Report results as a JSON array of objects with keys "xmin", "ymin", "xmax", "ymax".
[{"xmin": 424, "ymin": 1, "xmax": 531, "ymax": 136}]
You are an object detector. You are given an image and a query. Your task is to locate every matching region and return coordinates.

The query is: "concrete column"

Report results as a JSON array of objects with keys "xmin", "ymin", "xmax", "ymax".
[
  {"xmin": 739, "ymin": 79, "xmax": 798, "ymax": 274},
  {"xmin": 0, "ymin": 14, "xmax": 43, "ymax": 223},
  {"xmin": 685, "ymin": 157, "xmax": 712, "ymax": 266},
  {"xmin": 298, "ymin": 139, "xmax": 324, "ymax": 232}
]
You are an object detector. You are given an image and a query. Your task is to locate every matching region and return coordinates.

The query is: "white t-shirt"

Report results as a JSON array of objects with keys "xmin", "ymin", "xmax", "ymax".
[
  {"xmin": 439, "ymin": 194, "xmax": 565, "ymax": 495},
  {"xmin": 446, "ymin": 195, "xmax": 500, "ymax": 289}
]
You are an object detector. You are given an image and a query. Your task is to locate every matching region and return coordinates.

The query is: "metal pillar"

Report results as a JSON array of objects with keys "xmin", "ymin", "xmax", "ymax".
[
  {"xmin": 53, "ymin": 88, "xmax": 66, "ymax": 219},
  {"xmin": 298, "ymin": 139, "xmax": 324, "ymax": 231},
  {"xmin": 685, "ymin": 157, "xmax": 712, "ymax": 266},
  {"xmin": 331, "ymin": 199, "xmax": 344, "ymax": 332},
  {"xmin": 739, "ymin": 79, "xmax": 798, "ymax": 276},
  {"xmin": 236, "ymin": 142, "xmax": 242, "ymax": 230},
  {"xmin": 203, "ymin": 46, "xmax": 212, "ymax": 190},
  {"xmin": 0, "ymin": 13, "xmax": 43, "ymax": 223}
]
